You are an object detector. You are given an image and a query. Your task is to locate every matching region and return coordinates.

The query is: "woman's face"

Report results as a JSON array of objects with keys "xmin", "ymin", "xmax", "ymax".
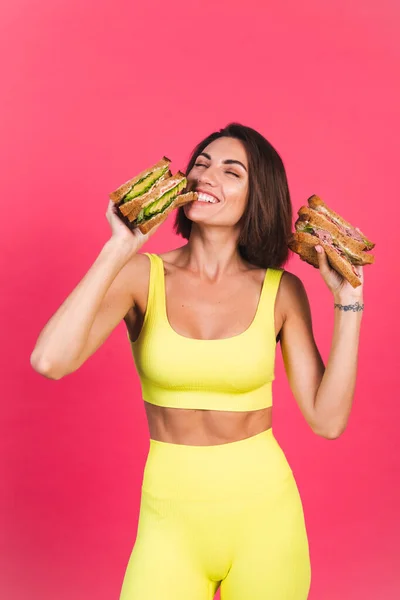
[{"xmin": 184, "ymin": 137, "xmax": 249, "ymax": 228}]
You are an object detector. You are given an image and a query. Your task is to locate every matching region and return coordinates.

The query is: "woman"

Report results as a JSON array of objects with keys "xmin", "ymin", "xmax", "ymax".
[{"xmin": 31, "ymin": 123, "xmax": 364, "ymax": 599}]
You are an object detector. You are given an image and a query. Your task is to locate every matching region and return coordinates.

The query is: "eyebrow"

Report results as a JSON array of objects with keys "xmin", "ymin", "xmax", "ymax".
[{"xmin": 199, "ymin": 152, "xmax": 248, "ymax": 172}]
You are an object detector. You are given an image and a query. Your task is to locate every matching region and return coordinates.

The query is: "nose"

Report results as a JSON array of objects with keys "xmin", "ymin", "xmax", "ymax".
[{"xmin": 197, "ymin": 169, "xmax": 218, "ymax": 188}]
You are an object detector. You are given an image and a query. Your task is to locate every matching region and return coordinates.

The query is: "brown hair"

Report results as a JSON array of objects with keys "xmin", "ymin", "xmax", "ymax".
[{"xmin": 174, "ymin": 123, "xmax": 293, "ymax": 268}]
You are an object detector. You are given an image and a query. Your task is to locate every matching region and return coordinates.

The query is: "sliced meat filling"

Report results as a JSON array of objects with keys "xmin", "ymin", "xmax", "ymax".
[
  {"xmin": 296, "ymin": 223, "xmax": 360, "ymax": 277},
  {"xmin": 317, "ymin": 210, "xmax": 364, "ymax": 243}
]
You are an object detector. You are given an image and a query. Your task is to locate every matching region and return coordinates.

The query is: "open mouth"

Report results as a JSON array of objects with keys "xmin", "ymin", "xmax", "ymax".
[{"xmin": 195, "ymin": 192, "xmax": 220, "ymax": 204}]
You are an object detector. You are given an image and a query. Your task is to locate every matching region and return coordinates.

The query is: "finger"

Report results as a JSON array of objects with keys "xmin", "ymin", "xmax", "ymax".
[{"xmin": 314, "ymin": 244, "xmax": 330, "ymax": 272}]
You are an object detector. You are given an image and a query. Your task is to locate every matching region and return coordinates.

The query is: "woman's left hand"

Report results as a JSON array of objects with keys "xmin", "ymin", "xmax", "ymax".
[{"xmin": 315, "ymin": 244, "xmax": 364, "ymax": 301}]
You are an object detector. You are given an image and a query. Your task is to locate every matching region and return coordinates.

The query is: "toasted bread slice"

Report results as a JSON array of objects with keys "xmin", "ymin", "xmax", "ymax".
[
  {"xmin": 296, "ymin": 207, "xmax": 375, "ymax": 263},
  {"xmin": 109, "ymin": 156, "xmax": 171, "ymax": 204},
  {"xmin": 137, "ymin": 191, "xmax": 197, "ymax": 234},
  {"xmin": 173, "ymin": 190, "xmax": 198, "ymax": 207},
  {"xmin": 289, "ymin": 232, "xmax": 362, "ymax": 288},
  {"xmin": 288, "ymin": 233, "xmax": 320, "ymax": 268},
  {"xmin": 125, "ymin": 172, "xmax": 187, "ymax": 223},
  {"xmin": 307, "ymin": 195, "xmax": 375, "ymax": 250}
]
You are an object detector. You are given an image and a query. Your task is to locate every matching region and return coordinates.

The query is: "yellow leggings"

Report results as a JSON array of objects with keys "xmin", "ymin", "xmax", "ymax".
[{"xmin": 119, "ymin": 428, "xmax": 311, "ymax": 599}]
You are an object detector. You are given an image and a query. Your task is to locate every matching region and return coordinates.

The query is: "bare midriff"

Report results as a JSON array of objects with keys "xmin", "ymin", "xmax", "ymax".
[{"xmin": 144, "ymin": 402, "xmax": 273, "ymax": 446}]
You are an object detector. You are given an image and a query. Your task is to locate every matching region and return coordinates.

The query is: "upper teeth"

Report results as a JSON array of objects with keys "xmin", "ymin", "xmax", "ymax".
[{"xmin": 197, "ymin": 192, "xmax": 218, "ymax": 204}]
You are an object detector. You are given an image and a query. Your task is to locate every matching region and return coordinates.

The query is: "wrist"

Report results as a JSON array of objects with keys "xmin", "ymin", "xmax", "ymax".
[
  {"xmin": 333, "ymin": 292, "xmax": 364, "ymax": 303},
  {"xmin": 333, "ymin": 298, "xmax": 364, "ymax": 312},
  {"xmin": 104, "ymin": 236, "xmax": 138, "ymax": 262}
]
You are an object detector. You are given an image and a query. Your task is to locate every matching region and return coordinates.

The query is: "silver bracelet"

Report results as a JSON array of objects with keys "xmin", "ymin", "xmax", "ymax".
[{"xmin": 334, "ymin": 301, "xmax": 364, "ymax": 312}]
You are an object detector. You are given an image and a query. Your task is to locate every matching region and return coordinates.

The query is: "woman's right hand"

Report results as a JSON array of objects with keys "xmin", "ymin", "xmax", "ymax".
[{"xmin": 105, "ymin": 199, "xmax": 162, "ymax": 256}]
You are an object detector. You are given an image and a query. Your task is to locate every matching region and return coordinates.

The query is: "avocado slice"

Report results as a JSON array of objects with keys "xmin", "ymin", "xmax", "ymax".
[
  {"xmin": 144, "ymin": 180, "xmax": 186, "ymax": 217},
  {"xmin": 135, "ymin": 196, "xmax": 176, "ymax": 224},
  {"xmin": 135, "ymin": 180, "xmax": 187, "ymax": 225},
  {"xmin": 122, "ymin": 165, "xmax": 170, "ymax": 203}
]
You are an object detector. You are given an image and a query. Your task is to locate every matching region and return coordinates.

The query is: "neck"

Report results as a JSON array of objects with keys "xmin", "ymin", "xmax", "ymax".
[{"xmin": 179, "ymin": 223, "xmax": 245, "ymax": 280}]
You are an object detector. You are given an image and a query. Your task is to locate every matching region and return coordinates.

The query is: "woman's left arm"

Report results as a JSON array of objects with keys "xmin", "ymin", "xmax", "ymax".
[{"xmin": 278, "ymin": 244, "xmax": 364, "ymax": 440}]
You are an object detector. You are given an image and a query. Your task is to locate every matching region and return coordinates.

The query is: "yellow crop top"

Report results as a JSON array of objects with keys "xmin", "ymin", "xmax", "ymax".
[{"xmin": 128, "ymin": 253, "xmax": 284, "ymax": 412}]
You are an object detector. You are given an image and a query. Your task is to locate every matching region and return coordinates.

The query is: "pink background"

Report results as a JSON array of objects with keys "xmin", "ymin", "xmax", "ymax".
[{"xmin": 1, "ymin": 1, "xmax": 398, "ymax": 598}]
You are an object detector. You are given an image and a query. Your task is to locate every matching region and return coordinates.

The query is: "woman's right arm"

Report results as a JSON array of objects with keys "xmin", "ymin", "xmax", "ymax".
[{"xmin": 30, "ymin": 200, "xmax": 157, "ymax": 380}]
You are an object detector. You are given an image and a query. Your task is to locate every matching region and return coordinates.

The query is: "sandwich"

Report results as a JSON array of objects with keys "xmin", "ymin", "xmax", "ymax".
[
  {"xmin": 110, "ymin": 156, "xmax": 197, "ymax": 234},
  {"xmin": 307, "ymin": 195, "xmax": 374, "ymax": 251},
  {"xmin": 288, "ymin": 195, "xmax": 375, "ymax": 288}
]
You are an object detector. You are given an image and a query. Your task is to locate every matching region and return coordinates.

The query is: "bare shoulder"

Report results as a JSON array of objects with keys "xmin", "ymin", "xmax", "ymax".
[
  {"xmin": 122, "ymin": 252, "xmax": 153, "ymax": 330},
  {"xmin": 277, "ymin": 270, "xmax": 310, "ymax": 319},
  {"xmin": 125, "ymin": 251, "xmax": 151, "ymax": 282},
  {"xmin": 279, "ymin": 270, "xmax": 307, "ymax": 295},
  {"xmin": 119, "ymin": 252, "xmax": 152, "ymax": 307},
  {"xmin": 126, "ymin": 246, "xmax": 185, "ymax": 305}
]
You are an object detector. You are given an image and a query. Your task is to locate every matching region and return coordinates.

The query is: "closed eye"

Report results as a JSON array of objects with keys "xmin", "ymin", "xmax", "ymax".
[{"xmin": 194, "ymin": 162, "xmax": 239, "ymax": 178}]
